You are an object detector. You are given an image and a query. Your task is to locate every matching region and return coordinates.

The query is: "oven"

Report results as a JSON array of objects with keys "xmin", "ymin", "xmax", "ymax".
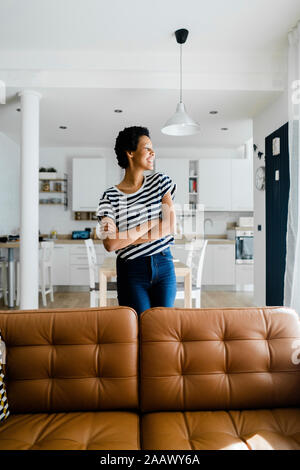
[{"xmin": 235, "ymin": 230, "xmax": 254, "ymax": 264}]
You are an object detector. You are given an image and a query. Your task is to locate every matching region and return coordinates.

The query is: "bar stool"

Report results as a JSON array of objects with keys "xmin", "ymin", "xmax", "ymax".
[{"xmin": 16, "ymin": 241, "xmax": 54, "ymax": 307}]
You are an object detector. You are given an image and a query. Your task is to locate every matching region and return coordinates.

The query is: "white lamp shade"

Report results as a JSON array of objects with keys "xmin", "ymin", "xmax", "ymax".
[{"xmin": 161, "ymin": 102, "xmax": 200, "ymax": 136}]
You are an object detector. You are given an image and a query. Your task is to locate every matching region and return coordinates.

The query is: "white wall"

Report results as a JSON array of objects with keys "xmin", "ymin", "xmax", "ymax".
[
  {"xmin": 0, "ymin": 137, "xmax": 253, "ymax": 237},
  {"xmin": 155, "ymin": 147, "xmax": 245, "ymax": 159},
  {"xmin": 253, "ymin": 87, "xmax": 288, "ymax": 306},
  {"xmin": 39, "ymin": 147, "xmax": 121, "ymax": 235},
  {"xmin": 0, "ymin": 132, "xmax": 20, "ymax": 235}
]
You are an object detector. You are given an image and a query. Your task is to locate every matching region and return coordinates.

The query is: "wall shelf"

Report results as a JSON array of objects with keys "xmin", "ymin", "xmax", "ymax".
[
  {"xmin": 39, "ymin": 178, "xmax": 67, "ymax": 182},
  {"xmin": 189, "ymin": 161, "xmax": 198, "ymax": 209},
  {"xmin": 39, "ymin": 173, "xmax": 68, "ymax": 210}
]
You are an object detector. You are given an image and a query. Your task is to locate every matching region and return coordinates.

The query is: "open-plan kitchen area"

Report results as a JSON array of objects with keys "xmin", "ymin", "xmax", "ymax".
[
  {"xmin": 0, "ymin": 0, "xmax": 295, "ymax": 312},
  {"xmin": 1, "ymin": 0, "xmax": 300, "ymax": 456}
]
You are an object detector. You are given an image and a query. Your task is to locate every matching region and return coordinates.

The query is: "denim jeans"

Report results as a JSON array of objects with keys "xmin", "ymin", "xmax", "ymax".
[{"xmin": 116, "ymin": 246, "xmax": 177, "ymax": 315}]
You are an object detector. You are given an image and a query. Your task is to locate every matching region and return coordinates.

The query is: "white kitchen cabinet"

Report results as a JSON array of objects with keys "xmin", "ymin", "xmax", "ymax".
[
  {"xmin": 231, "ymin": 159, "xmax": 253, "ymax": 211},
  {"xmin": 155, "ymin": 158, "xmax": 189, "ymax": 208},
  {"xmin": 202, "ymin": 244, "xmax": 214, "ymax": 285},
  {"xmin": 198, "ymin": 160, "xmax": 231, "ymax": 211},
  {"xmin": 202, "ymin": 243, "xmax": 235, "ymax": 286},
  {"xmin": 52, "ymin": 245, "xmax": 70, "ymax": 285},
  {"xmin": 68, "ymin": 243, "xmax": 116, "ymax": 286},
  {"xmin": 69, "ymin": 265, "xmax": 90, "ymax": 285},
  {"xmin": 70, "ymin": 243, "xmax": 97, "ymax": 286},
  {"xmin": 155, "ymin": 157, "xmax": 253, "ymax": 213},
  {"xmin": 72, "ymin": 158, "xmax": 106, "ymax": 211},
  {"xmin": 213, "ymin": 245, "xmax": 235, "ymax": 285},
  {"xmin": 235, "ymin": 264, "xmax": 254, "ymax": 291},
  {"xmin": 49, "ymin": 242, "xmax": 117, "ymax": 287}
]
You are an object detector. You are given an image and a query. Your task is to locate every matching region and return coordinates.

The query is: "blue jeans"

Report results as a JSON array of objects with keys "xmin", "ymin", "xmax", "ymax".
[{"xmin": 116, "ymin": 246, "xmax": 177, "ymax": 315}]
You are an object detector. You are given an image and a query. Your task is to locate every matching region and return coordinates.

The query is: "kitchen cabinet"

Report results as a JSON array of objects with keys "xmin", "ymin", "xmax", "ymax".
[
  {"xmin": 198, "ymin": 159, "xmax": 231, "ymax": 211},
  {"xmin": 155, "ymin": 157, "xmax": 253, "ymax": 212},
  {"xmin": 52, "ymin": 245, "xmax": 70, "ymax": 285},
  {"xmin": 50, "ymin": 243, "xmax": 116, "ymax": 286},
  {"xmin": 202, "ymin": 244, "xmax": 214, "ymax": 285},
  {"xmin": 72, "ymin": 158, "xmax": 106, "ymax": 212},
  {"xmin": 173, "ymin": 241, "xmax": 235, "ymax": 286},
  {"xmin": 70, "ymin": 244, "xmax": 100, "ymax": 286},
  {"xmin": 231, "ymin": 159, "xmax": 253, "ymax": 211},
  {"xmin": 213, "ymin": 245, "xmax": 235, "ymax": 285},
  {"xmin": 235, "ymin": 264, "xmax": 254, "ymax": 291},
  {"xmin": 202, "ymin": 243, "xmax": 235, "ymax": 286},
  {"xmin": 155, "ymin": 158, "xmax": 189, "ymax": 208}
]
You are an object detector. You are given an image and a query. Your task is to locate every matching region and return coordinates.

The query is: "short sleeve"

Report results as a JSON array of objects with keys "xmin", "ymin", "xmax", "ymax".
[
  {"xmin": 160, "ymin": 173, "xmax": 177, "ymax": 201},
  {"xmin": 96, "ymin": 192, "xmax": 116, "ymax": 223}
]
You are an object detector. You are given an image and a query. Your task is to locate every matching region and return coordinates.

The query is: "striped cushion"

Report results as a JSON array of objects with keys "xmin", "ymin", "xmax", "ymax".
[{"xmin": 0, "ymin": 333, "xmax": 9, "ymax": 423}]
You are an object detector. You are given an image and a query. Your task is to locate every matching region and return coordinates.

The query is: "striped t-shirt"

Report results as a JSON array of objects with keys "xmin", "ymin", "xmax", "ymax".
[{"xmin": 96, "ymin": 172, "xmax": 177, "ymax": 260}]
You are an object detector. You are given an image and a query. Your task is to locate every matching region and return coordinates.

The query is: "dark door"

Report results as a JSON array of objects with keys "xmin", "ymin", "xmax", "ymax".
[{"xmin": 265, "ymin": 122, "xmax": 290, "ymax": 305}]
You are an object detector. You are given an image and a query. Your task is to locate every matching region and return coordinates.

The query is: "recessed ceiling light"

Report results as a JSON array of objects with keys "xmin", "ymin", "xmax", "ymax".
[
  {"xmin": 114, "ymin": 109, "xmax": 123, "ymax": 113},
  {"xmin": 209, "ymin": 110, "xmax": 218, "ymax": 114},
  {"xmin": 16, "ymin": 108, "xmax": 21, "ymax": 112},
  {"xmin": 59, "ymin": 126, "xmax": 67, "ymax": 129},
  {"xmin": 221, "ymin": 127, "xmax": 228, "ymax": 130}
]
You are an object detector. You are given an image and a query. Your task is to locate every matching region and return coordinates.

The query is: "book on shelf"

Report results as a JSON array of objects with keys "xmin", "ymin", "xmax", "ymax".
[{"xmin": 189, "ymin": 179, "xmax": 197, "ymax": 192}]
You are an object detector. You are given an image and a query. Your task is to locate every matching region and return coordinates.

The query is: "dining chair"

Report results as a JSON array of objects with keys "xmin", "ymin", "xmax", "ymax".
[
  {"xmin": 84, "ymin": 239, "xmax": 118, "ymax": 307},
  {"xmin": 16, "ymin": 241, "xmax": 55, "ymax": 307},
  {"xmin": 39, "ymin": 241, "xmax": 54, "ymax": 306},
  {"xmin": 175, "ymin": 239, "xmax": 208, "ymax": 308}
]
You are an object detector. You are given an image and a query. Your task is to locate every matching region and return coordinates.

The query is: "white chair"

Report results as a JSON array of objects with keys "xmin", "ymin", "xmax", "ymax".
[
  {"xmin": 175, "ymin": 239, "xmax": 208, "ymax": 308},
  {"xmin": 16, "ymin": 241, "xmax": 55, "ymax": 307},
  {"xmin": 39, "ymin": 241, "xmax": 54, "ymax": 306},
  {"xmin": 85, "ymin": 239, "xmax": 118, "ymax": 307}
]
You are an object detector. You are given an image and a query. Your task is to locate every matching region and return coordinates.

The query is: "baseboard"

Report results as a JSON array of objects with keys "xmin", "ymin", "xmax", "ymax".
[
  {"xmin": 54, "ymin": 286, "xmax": 89, "ymax": 292},
  {"xmin": 202, "ymin": 285, "xmax": 236, "ymax": 292}
]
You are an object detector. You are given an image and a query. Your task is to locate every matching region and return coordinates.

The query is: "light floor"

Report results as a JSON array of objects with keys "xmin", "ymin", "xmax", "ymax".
[{"xmin": 0, "ymin": 290, "xmax": 256, "ymax": 310}]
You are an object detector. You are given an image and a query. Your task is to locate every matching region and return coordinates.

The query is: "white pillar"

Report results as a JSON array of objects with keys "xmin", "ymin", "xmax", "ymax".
[{"xmin": 18, "ymin": 90, "xmax": 42, "ymax": 309}]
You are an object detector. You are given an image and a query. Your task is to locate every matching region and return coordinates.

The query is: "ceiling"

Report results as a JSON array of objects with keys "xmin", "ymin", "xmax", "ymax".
[
  {"xmin": 1, "ymin": 0, "xmax": 299, "ymax": 53},
  {"xmin": 0, "ymin": 0, "xmax": 299, "ymax": 148},
  {"xmin": 0, "ymin": 87, "xmax": 280, "ymax": 148}
]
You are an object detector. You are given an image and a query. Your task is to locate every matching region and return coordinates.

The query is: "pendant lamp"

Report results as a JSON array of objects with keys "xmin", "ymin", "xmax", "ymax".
[{"xmin": 161, "ymin": 29, "xmax": 200, "ymax": 136}]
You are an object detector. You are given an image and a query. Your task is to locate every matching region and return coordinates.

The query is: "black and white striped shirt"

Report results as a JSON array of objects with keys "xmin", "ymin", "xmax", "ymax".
[{"xmin": 96, "ymin": 172, "xmax": 177, "ymax": 260}]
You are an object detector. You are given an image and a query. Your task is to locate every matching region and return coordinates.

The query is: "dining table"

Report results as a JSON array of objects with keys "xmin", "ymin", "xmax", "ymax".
[
  {"xmin": 0, "ymin": 241, "xmax": 19, "ymax": 308},
  {"xmin": 98, "ymin": 256, "xmax": 192, "ymax": 308}
]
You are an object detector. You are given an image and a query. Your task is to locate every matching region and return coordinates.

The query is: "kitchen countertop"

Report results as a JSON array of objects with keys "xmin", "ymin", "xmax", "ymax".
[{"xmin": 0, "ymin": 235, "xmax": 235, "ymax": 248}]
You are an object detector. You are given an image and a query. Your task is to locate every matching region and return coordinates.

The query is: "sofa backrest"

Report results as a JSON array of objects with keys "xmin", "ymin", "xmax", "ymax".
[
  {"xmin": 140, "ymin": 307, "xmax": 300, "ymax": 412},
  {"xmin": 0, "ymin": 307, "xmax": 138, "ymax": 413}
]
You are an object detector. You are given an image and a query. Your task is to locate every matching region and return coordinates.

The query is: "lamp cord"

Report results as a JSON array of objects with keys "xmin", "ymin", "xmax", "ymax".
[{"xmin": 180, "ymin": 43, "xmax": 182, "ymax": 103}]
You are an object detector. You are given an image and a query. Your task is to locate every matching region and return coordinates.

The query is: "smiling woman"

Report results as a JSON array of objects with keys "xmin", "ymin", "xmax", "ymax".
[{"xmin": 96, "ymin": 126, "xmax": 177, "ymax": 315}]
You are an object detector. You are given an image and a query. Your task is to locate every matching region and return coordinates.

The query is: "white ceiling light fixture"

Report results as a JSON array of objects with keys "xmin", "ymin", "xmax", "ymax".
[{"xmin": 161, "ymin": 29, "xmax": 200, "ymax": 136}]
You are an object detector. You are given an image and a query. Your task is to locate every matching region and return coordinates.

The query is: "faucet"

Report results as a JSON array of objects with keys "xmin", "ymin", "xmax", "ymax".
[{"xmin": 204, "ymin": 218, "xmax": 213, "ymax": 234}]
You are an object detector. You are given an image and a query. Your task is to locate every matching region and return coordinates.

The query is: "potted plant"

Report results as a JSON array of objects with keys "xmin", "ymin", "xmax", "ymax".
[{"xmin": 39, "ymin": 167, "xmax": 58, "ymax": 180}]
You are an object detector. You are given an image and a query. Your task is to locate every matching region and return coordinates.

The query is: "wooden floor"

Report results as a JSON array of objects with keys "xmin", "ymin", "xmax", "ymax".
[{"xmin": 0, "ymin": 290, "xmax": 256, "ymax": 310}]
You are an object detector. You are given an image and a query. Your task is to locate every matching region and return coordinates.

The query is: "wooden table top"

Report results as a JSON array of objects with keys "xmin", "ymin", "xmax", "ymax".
[
  {"xmin": 99, "ymin": 256, "xmax": 190, "ymax": 276},
  {"xmin": 0, "ymin": 242, "xmax": 20, "ymax": 248}
]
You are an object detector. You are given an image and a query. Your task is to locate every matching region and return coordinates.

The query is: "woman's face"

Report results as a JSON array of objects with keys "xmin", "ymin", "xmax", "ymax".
[{"xmin": 127, "ymin": 135, "xmax": 155, "ymax": 171}]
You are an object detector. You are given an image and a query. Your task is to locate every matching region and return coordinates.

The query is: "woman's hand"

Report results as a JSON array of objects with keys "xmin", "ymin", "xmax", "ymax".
[
  {"xmin": 131, "ymin": 191, "xmax": 176, "ymax": 245},
  {"xmin": 98, "ymin": 217, "xmax": 117, "ymax": 240}
]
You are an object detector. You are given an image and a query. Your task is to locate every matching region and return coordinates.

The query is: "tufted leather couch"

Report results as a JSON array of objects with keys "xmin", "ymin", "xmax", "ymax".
[{"xmin": 0, "ymin": 306, "xmax": 299, "ymax": 450}]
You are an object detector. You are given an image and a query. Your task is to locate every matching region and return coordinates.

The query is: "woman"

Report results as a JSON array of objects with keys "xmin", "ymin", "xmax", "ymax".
[{"xmin": 96, "ymin": 126, "xmax": 177, "ymax": 315}]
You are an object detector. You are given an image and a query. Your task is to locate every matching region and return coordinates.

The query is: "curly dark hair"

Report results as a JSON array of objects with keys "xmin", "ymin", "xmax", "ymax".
[{"xmin": 114, "ymin": 126, "xmax": 150, "ymax": 169}]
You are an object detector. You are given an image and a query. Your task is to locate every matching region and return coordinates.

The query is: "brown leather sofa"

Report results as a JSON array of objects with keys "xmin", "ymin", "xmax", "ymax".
[{"xmin": 0, "ymin": 306, "xmax": 299, "ymax": 450}]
